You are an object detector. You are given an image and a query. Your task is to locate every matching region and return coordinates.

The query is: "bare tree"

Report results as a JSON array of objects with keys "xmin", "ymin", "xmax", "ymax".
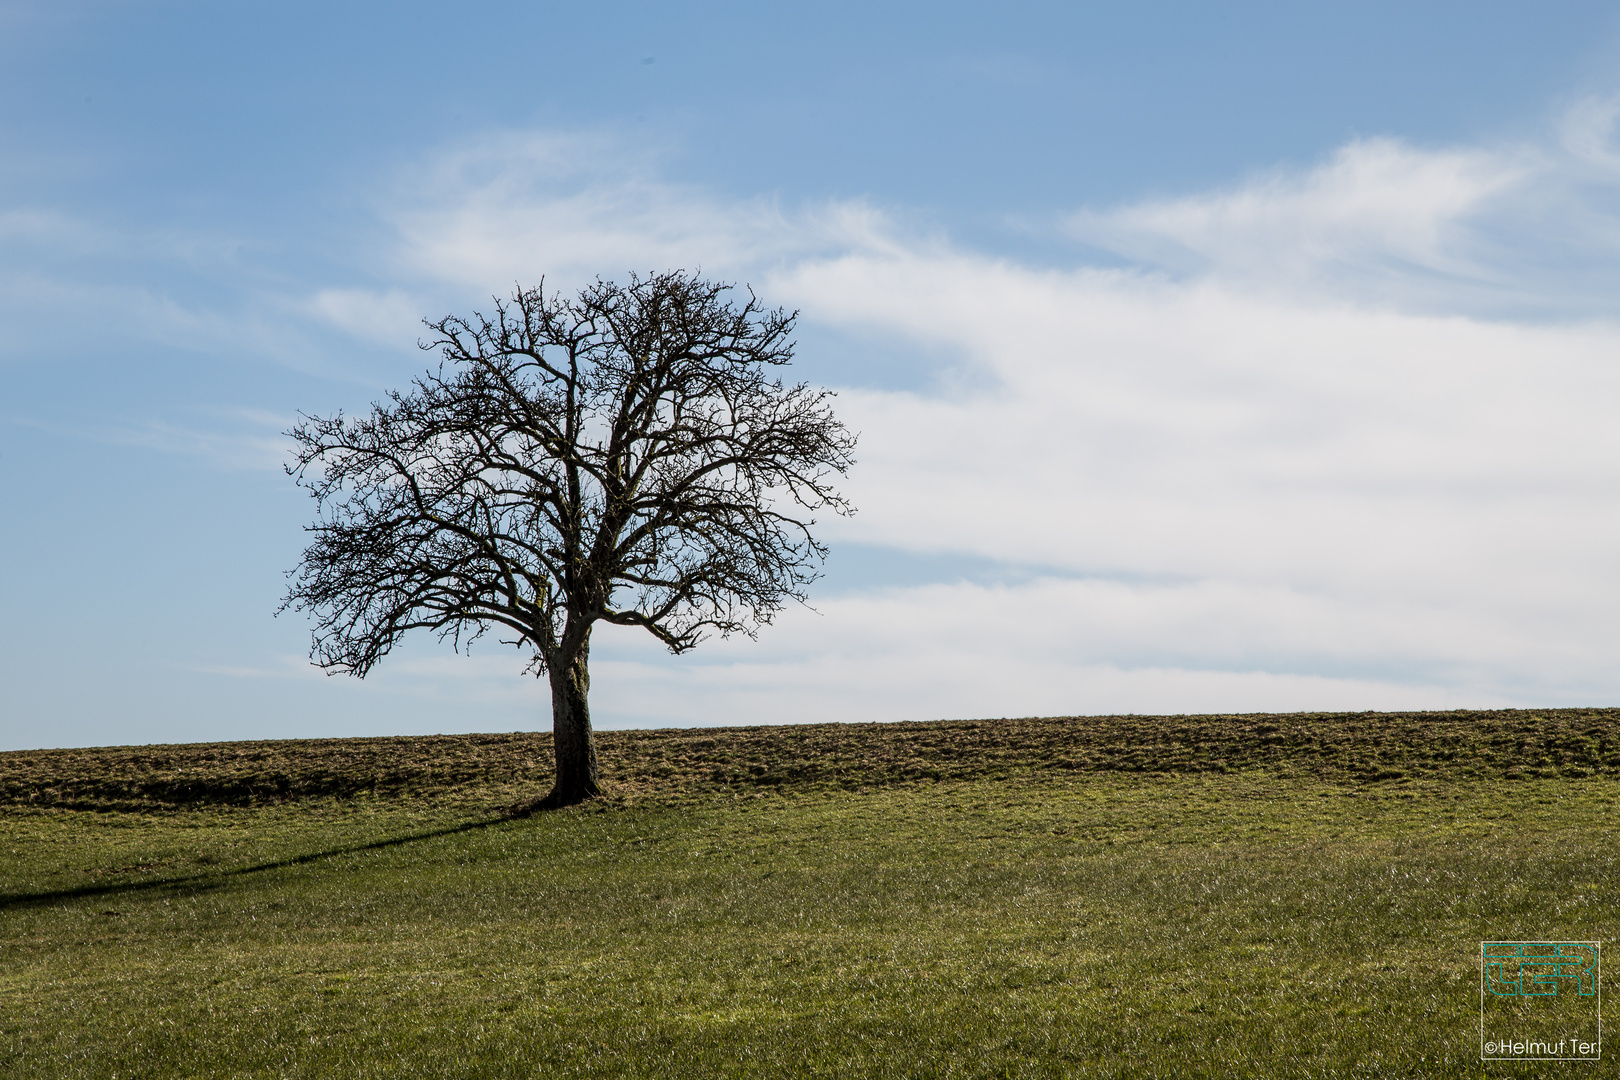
[{"xmin": 282, "ymin": 271, "xmax": 856, "ymax": 807}]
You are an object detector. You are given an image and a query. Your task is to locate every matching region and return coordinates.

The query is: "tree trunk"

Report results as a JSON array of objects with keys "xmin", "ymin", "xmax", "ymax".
[{"xmin": 541, "ymin": 636, "xmax": 600, "ymax": 808}]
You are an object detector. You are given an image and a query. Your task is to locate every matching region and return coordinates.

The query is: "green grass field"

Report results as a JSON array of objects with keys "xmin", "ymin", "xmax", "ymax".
[{"xmin": 3, "ymin": 710, "xmax": 1618, "ymax": 1078}]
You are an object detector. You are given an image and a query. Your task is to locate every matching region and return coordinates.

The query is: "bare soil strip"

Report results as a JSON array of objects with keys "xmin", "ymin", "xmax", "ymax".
[{"xmin": 4, "ymin": 708, "xmax": 1616, "ymax": 811}]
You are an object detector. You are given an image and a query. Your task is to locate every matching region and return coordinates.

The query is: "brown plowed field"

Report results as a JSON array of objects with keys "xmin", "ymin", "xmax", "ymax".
[{"xmin": 4, "ymin": 708, "xmax": 1618, "ymax": 812}]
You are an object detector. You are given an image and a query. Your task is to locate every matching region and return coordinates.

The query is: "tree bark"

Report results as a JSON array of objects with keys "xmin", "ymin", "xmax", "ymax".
[{"xmin": 540, "ymin": 636, "xmax": 600, "ymax": 808}]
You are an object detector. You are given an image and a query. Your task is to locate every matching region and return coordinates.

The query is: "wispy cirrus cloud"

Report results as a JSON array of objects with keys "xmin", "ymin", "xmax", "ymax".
[
  {"xmin": 1560, "ymin": 93, "xmax": 1620, "ymax": 174},
  {"xmin": 1063, "ymin": 108, "xmax": 1620, "ymax": 319},
  {"xmin": 1066, "ymin": 137, "xmax": 1532, "ymax": 289},
  {"xmin": 382, "ymin": 131, "xmax": 898, "ymax": 296},
  {"xmin": 7, "ymin": 408, "xmax": 294, "ymax": 471},
  {"xmin": 0, "ymin": 204, "xmax": 353, "ymax": 378}
]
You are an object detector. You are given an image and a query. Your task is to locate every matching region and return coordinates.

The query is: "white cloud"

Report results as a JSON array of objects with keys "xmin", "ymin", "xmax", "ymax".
[
  {"xmin": 0, "ymin": 207, "xmax": 106, "ymax": 250},
  {"xmin": 279, "ymin": 109, "xmax": 1620, "ymax": 719},
  {"xmin": 309, "ymin": 287, "xmax": 427, "ymax": 347},
  {"xmin": 383, "ymin": 130, "xmax": 895, "ymax": 296},
  {"xmin": 10, "ymin": 408, "xmax": 296, "ymax": 471},
  {"xmin": 0, "ymin": 207, "xmax": 351, "ymax": 378},
  {"xmin": 753, "ymin": 250, "xmax": 1620, "ymax": 709},
  {"xmin": 1062, "ymin": 115, "xmax": 1620, "ymax": 320},
  {"xmin": 1066, "ymin": 137, "xmax": 1530, "ymax": 285},
  {"xmin": 586, "ymin": 578, "xmax": 1522, "ymax": 727},
  {"xmin": 1561, "ymin": 94, "xmax": 1620, "ymax": 173},
  {"xmin": 793, "ymin": 262, "xmax": 1620, "ymax": 581}
]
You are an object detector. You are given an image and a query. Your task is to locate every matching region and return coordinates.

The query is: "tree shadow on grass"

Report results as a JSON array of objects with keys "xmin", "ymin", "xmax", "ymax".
[{"xmin": 0, "ymin": 811, "xmax": 526, "ymax": 913}]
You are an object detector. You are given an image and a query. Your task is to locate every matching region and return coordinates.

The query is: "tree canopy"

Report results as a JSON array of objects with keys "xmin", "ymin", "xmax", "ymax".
[{"xmin": 282, "ymin": 271, "xmax": 856, "ymax": 806}]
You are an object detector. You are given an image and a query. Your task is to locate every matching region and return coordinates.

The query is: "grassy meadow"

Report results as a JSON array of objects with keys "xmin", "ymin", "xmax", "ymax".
[{"xmin": 3, "ymin": 710, "xmax": 1618, "ymax": 1078}]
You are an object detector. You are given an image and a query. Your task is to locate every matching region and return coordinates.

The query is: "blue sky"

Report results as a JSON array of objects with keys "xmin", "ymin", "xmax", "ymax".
[{"xmin": 6, "ymin": 2, "xmax": 1620, "ymax": 750}]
